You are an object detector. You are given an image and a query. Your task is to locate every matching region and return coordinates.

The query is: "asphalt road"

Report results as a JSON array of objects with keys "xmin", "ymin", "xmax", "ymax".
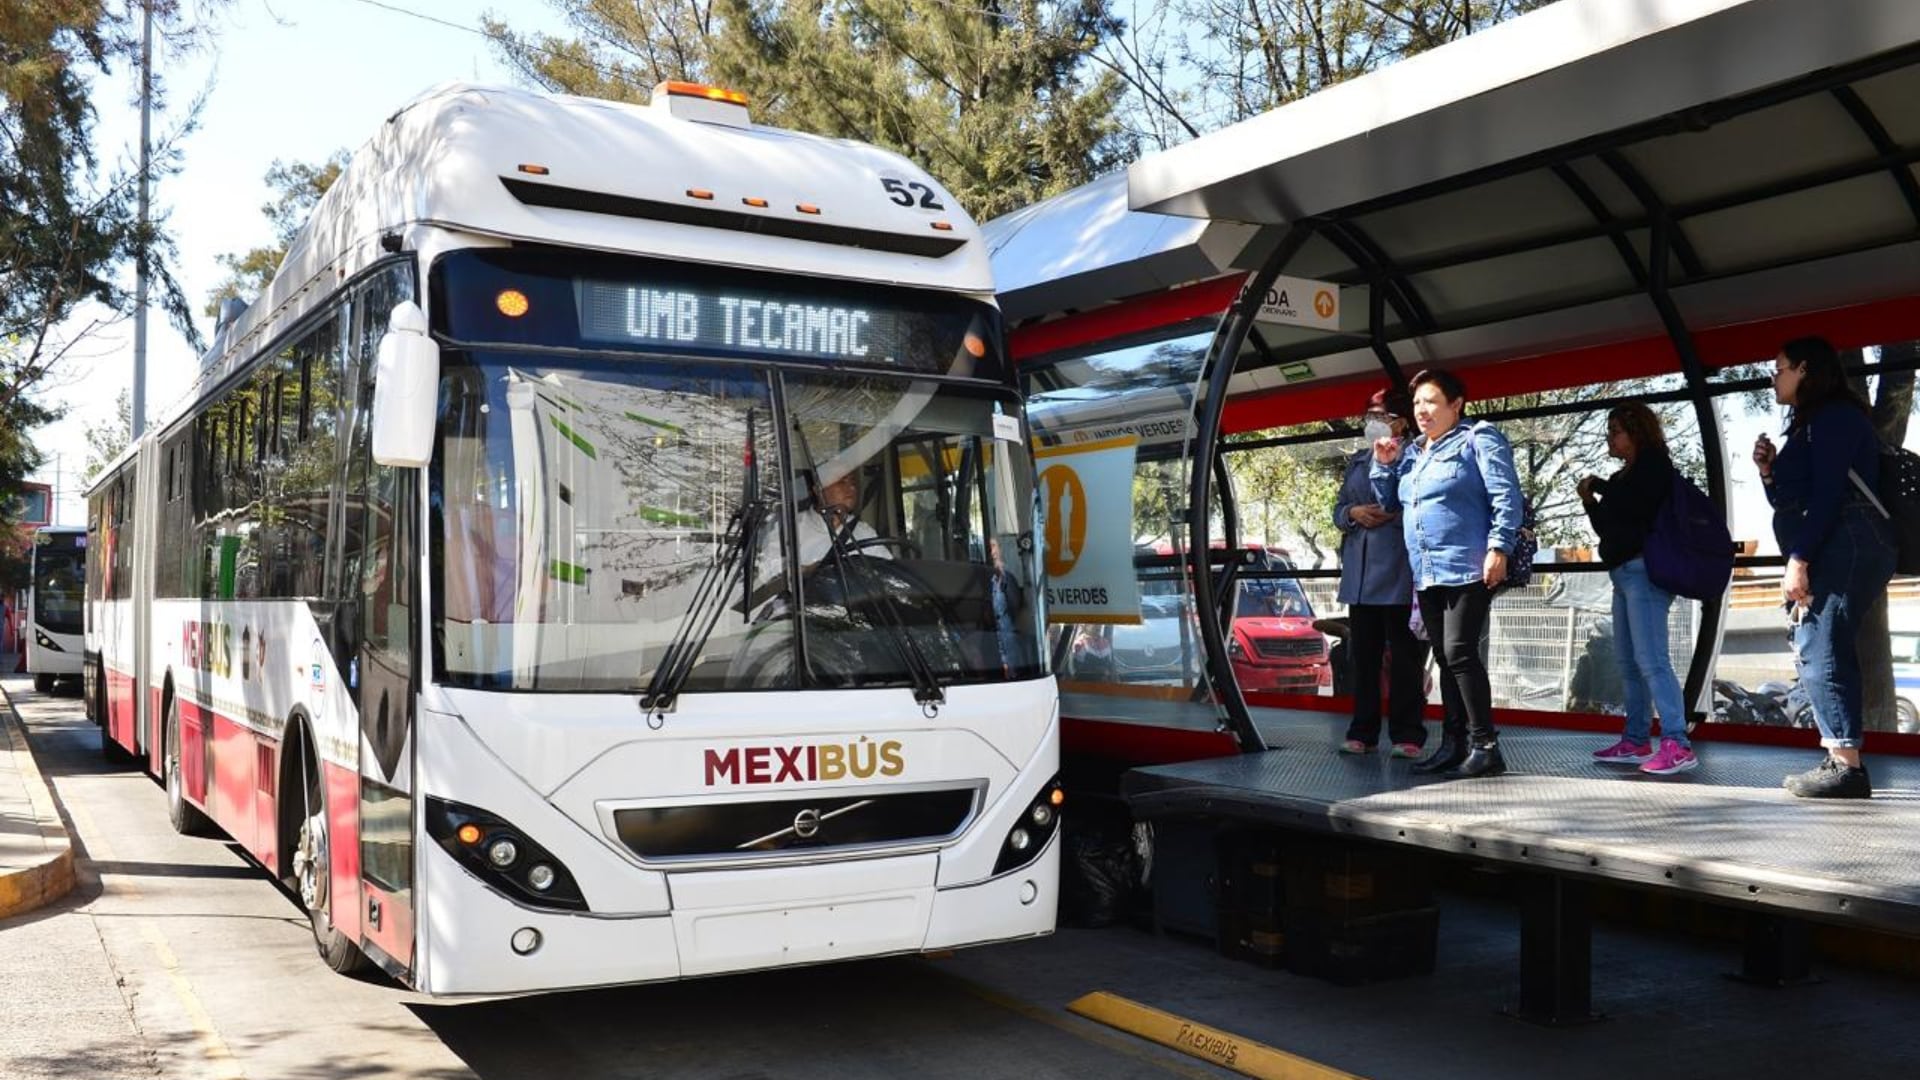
[{"xmin": 0, "ymin": 684, "xmax": 1223, "ymax": 1080}]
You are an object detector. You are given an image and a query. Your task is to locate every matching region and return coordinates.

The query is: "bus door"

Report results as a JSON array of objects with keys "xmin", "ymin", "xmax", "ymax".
[{"xmin": 351, "ymin": 433, "xmax": 420, "ymax": 970}]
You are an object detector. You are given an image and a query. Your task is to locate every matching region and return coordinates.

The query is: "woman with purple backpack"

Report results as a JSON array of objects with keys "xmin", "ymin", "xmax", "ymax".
[{"xmin": 1579, "ymin": 403, "xmax": 1698, "ymax": 776}]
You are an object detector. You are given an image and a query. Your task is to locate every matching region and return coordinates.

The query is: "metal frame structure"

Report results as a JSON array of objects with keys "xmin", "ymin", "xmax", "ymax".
[{"xmin": 1136, "ymin": 0, "xmax": 1920, "ymax": 752}]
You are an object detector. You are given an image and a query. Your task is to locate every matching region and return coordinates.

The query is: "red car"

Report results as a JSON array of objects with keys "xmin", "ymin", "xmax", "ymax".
[{"xmin": 1225, "ymin": 552, "xmax": 1329, "ymax": 694}]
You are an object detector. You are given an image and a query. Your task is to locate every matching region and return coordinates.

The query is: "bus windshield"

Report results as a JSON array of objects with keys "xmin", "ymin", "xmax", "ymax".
[
  {"xmin": 431, "ymin": 352, "xmax": 1043, "ymax": 694},
  {"xmin": 32, "ymin": 534, "xmax": 85, "ymax": 635}
]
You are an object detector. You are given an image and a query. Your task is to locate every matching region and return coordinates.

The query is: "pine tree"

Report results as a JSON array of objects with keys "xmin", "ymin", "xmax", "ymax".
[{"xmin": 488, "ymin": 0, "xmax": 1132, "ymax": 220}]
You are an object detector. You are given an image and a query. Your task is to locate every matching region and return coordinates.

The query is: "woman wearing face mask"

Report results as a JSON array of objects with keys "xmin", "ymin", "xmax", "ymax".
[
  {"xmin": 1334, "ymin": 388, "xmax": 1429, "ymax": 757},
  {"xmin": 1371, "ymin": 369, "xmax": 1525, "ymax": 778}
]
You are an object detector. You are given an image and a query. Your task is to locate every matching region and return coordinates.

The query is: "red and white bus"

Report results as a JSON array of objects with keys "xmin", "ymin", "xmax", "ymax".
[{"xmin": 86, "ymin": 82, "xmax": 1057, "ymax": 995}]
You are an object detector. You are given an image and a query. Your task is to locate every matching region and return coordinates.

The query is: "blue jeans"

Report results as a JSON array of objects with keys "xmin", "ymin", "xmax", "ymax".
[
  {"xmin": 1609, "ymin": 558, "xmax": 1689, "ymax": 748},
  {"xmin": 1788, "ymin": 504, "xmax": 1897, "ymax": 749}
]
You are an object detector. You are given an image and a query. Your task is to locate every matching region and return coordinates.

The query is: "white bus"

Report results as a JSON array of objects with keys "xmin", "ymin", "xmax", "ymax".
[
  {"xmin": 27, "ymin": 525, "xmax": 86, "ymax": 692},
  {"xmin": 86, "ymin": 82, "xmax": 1057, "ymax": 995}
]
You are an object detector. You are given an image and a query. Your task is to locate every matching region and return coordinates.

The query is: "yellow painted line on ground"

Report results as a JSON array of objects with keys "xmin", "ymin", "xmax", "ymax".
[
  {"xmin": 72, "ymin": 789, "xmax": 244, "ymax": 1076},
  {"xmin": 1067, "ymin": 991, "xmax": 1364, "ymax": 1080},
  {"xmin": 142, "ymin": 920, "xmax": 246, "ymax": 1079}
]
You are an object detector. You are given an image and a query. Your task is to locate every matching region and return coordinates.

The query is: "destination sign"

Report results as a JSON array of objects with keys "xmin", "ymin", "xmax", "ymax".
[{"xmin": 578, "ymin": 281, "xmax": 908, "ymax": 363}]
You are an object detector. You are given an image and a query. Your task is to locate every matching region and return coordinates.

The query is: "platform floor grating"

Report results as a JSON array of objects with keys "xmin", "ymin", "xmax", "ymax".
[{"xmin": 1116, "ymin": 707, "xmax": 1920, "ymax": 934}]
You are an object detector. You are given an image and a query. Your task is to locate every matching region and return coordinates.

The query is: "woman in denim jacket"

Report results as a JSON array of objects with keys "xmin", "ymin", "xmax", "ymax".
[
  {"xmin": 1370, "ymin": 369, "xmax": 1525, "ymax": 778},
  {"xmin": 1752, "ymin": 336, "xmax": 1896, "ymax": 799}
]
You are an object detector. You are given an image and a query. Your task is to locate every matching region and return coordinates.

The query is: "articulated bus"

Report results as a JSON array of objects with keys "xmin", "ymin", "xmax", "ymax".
[
  {"xmin": 27, "ymin": 525, "xmax": 86, "ymax": 692},
  {"xmin": 86, "ymin": 82, "xmax": 1057, "ymax": 995}
]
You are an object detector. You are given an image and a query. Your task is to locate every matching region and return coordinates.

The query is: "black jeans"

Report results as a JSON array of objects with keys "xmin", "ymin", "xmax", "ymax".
[
  {"xmin": 1344, "ymin": 603, "xmax": 1430, "ymax": 747},
  {"xmin": 1417, "ymin": 583, "xmax": 1497, "ymax": 745}
]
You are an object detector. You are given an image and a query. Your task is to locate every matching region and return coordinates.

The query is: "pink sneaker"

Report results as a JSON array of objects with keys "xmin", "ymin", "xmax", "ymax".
[
  {"xmin": 1389, "ymin": 743, "xmax": 1424, "ymax": 759},
  {"xmin": 1592, "ymin": 737, "xmax": 1652, "ymax": 764},
  {"xmin": 1641, "ymin": 738, "xmax": 1699, "ymax": 776},
  {"xmin": 1338, "ymin": 739, "xmax": 1372, "ymax": 755}
]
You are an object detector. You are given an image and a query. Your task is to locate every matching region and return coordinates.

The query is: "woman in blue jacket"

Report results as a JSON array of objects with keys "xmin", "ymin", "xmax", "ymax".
[
  {"xmin": 1334, "ymin": 388, "xmax": 1429, "ymax": 757},
  {"xmin": 1752, "ymin": 336, "xmax": 1896, "ymax": 799},
  {"xmin": 1371, "ymin": 369, "xmax": 1525, "ymax": 778}
]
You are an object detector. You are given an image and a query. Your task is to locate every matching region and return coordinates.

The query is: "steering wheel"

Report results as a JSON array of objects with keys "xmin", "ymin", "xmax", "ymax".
[{"xmin": 843, "ymin": 535, "xmax": 921, "ymax": 556}]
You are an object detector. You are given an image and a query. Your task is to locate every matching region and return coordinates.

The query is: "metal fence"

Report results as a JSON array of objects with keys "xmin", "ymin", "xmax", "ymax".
[{"xmin": 1299, "ymin": 576, "xmax": 1697, "ymax": 713}]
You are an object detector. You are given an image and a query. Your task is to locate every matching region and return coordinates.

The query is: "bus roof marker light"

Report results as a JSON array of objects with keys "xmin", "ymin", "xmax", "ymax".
[
  {"xmin": 931, "ymin": 221, "xmax": 954, "ymax": 232},
  {"xmin": 742, "ymin": 197, "xmax": 769, "ymax": 208},
  {"xmin": 496, "ymin": 289, "xmax": 531, "ymax": 318},
  {"xmin": 796, "ymin": 203, "xmax": 821, "ymax": 215},
  {"xmin": 652, "ymin": 80, "xmax": 752, "ymax": 127},
  {"xmin": 516, "ymin": 163, "xmax": 550, "ymax": 176},
  {"xmin": 686, "ymin": 189, "xmax": 715, "ymax": 201}
]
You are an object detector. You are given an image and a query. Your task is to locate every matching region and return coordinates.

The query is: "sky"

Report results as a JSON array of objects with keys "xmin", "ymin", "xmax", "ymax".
[{"xmin": 28, "ymin": 0, "xmax": 571, "ymax": 525}]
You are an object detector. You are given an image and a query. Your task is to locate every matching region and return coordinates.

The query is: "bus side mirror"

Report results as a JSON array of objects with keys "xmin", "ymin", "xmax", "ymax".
[{"xmin": 371, "ymin": 301, "xmax": 440, "ymax": 467}]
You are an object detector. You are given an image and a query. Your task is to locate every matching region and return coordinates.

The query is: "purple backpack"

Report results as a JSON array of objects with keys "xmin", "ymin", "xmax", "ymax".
[{"xmin": 1643, "ymin": 470, "xmax": 1733, "ymax": 601}]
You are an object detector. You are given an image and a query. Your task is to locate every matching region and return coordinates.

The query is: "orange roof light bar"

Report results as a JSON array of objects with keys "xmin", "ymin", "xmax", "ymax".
[
  {"xmin": 517, "ymin": 163, "xmax": 550, "ymax": 175},
  {"xmin": 742, "ymin": 196, "xmax": 769, "ymax": 208},
  {"xmin": 796, "ymin": 203, "xmax": 822, "ymax": 215},
  {"xmin": 660, "ymin": 81, "xmax": 750, "ymax": 107},
  {"xmin": 686, "ymin": 189, "xmax": 715, "ymax": 200}
]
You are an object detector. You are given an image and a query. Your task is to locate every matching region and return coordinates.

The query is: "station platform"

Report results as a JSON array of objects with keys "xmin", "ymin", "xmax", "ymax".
[{"xmin": 1116, "ymin": 706, "xmax": 1920, "ymax": 936}]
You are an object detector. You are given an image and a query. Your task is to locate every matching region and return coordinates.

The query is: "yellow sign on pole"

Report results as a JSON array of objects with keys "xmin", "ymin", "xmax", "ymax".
[{"xmin": 1033, "ymin": 436, "xmax": 1141, "ymax": 624}]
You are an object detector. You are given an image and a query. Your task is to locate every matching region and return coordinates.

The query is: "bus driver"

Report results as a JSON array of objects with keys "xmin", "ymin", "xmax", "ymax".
[{"xmin": 795, "ymin": 472, "xmax": 893, "ymax": 570}]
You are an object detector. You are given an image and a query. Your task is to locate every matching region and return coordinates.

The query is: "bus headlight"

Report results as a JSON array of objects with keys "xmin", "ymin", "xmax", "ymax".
[
  {"xmin": 993, "ymin": 776, "xmax": 1063, "ymax": 875},
  {"xmin": 425, "ymin": 796, "xmax": 588, "ymax": 912}
]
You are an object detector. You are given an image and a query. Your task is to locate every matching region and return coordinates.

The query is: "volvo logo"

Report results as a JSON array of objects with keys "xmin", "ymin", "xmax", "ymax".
[{"xmin": 792, "ymin": 808, "xmax": 822, "ymax": 839}]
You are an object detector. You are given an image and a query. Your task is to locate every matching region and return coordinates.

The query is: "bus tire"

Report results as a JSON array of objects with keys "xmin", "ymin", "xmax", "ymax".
[
  {"xmin": 292, "ymin": 730, "xmax": 368, "ymax": 976},
  {"xmin": 164, "ymin": 700, "xmax": 215, "ymax": 837},
  {"xmin": 34, "ymin": 673, "xmax": 53, "ymax": 694}
]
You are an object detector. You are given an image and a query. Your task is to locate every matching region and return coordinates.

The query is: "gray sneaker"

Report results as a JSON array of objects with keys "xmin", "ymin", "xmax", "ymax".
[{"xmin": 1784, "ymin": 757, "xmax": 1872, "ymax": 799}]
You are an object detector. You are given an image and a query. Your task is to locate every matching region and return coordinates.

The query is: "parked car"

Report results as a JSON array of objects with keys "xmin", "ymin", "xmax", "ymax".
[{"xmin": 1065, "ymin": 544, "xmax": 1329, "ymax": 694}]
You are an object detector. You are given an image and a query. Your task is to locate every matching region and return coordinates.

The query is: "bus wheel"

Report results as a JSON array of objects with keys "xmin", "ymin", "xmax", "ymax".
[
  {"xmin": 164, "ymin": 700, "xmax": 214, "ymax": 837},
  {"xmin": 292, "ymin": 733, "xmax": 367, "ymax": 975},
  {"xmin": 34, "ymin": 673, "xmax": 53, "ymax": 694}
]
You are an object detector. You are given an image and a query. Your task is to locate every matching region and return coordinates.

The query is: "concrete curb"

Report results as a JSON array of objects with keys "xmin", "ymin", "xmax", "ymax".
[{"xmin": 0, "ymin": 680, "xmax": 75, "ymax": 920}]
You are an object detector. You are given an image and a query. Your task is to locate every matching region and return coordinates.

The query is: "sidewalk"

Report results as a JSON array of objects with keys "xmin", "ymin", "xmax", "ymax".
[{"xmin": 0, "ymin": 660, "xmax": 74, "ymax": 919}]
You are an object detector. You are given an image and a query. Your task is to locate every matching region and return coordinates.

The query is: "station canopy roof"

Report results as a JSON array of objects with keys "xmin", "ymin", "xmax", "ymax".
[{"xmin": 1009, "ymin": 0, "xmax": 1920, "ymax": 393}]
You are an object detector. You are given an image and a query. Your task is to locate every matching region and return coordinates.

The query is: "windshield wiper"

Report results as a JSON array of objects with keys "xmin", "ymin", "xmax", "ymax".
[{"xmin": 640, "ymin": 416, "xmax": 764, "ymax": 715}]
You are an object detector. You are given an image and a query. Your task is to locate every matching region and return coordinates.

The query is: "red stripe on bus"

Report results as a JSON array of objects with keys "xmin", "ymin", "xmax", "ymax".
[{"xmin": 325, "ymin": 760, "xmax": 363, "ymax": 944}]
